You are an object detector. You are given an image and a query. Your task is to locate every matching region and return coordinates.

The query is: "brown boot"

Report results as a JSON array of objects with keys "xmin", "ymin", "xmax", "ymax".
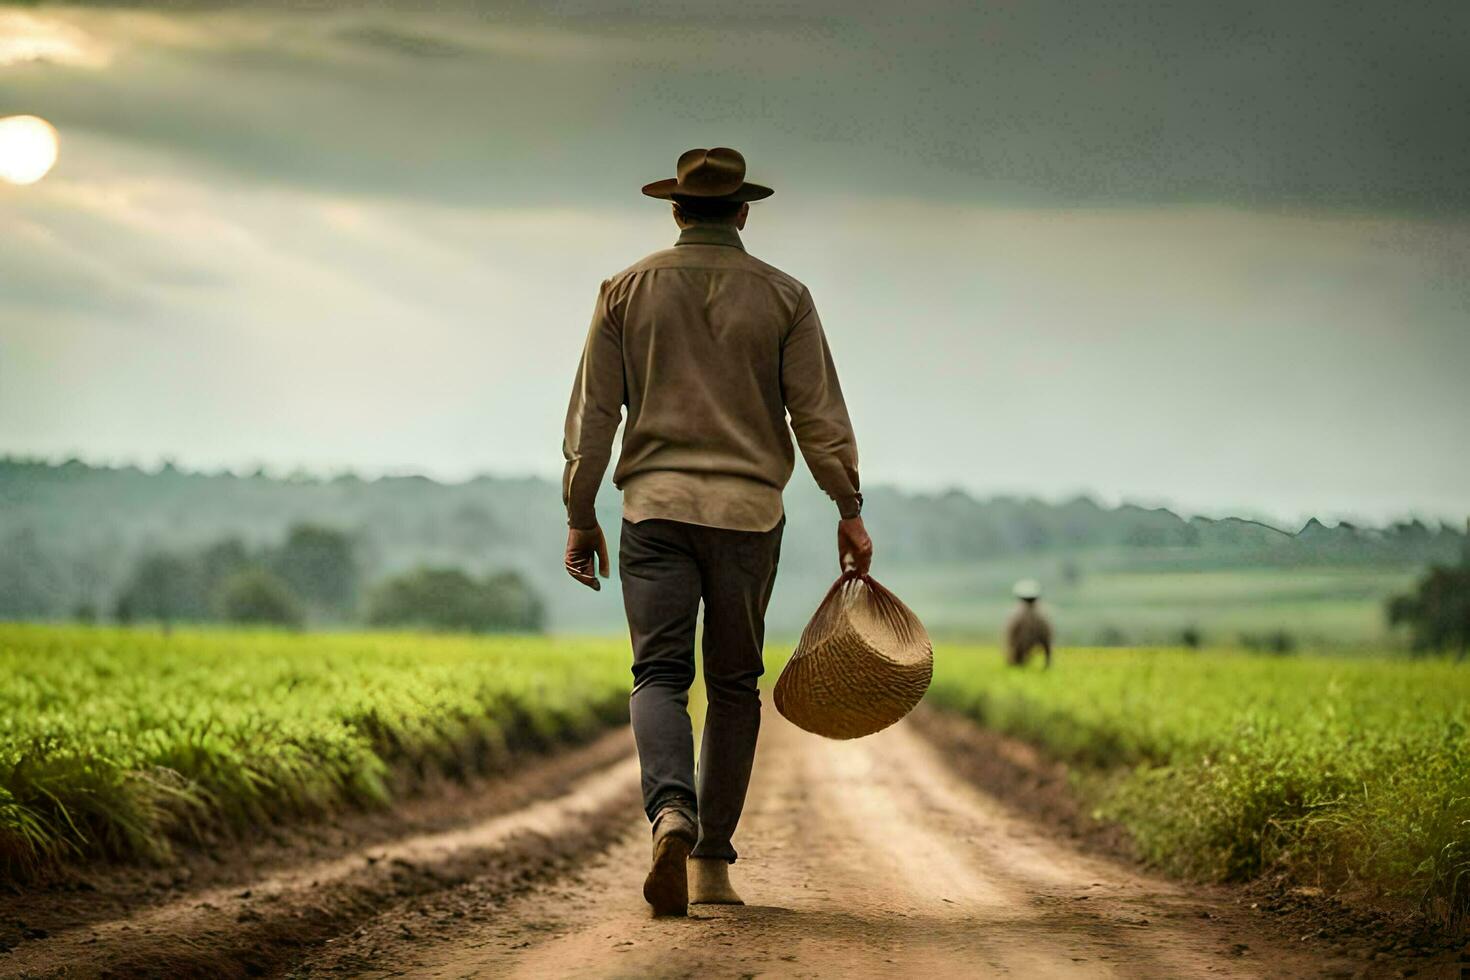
[
  {"xmin": 689, "ymin": 857, "xmax": 744, "ymax": 905},
  {"xmin": 643, "ymin": 805, "xmax": 695, "ymax": 917}
]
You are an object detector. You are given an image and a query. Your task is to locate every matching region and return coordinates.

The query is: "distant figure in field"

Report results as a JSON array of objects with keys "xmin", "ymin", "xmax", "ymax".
[{"xmin": 1005, "ymin": 579, "xmax": 1053, "ymax": 668}]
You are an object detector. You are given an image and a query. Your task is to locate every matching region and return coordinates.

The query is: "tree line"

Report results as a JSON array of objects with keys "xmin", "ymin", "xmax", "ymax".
[
  {"xmin": 104, "ymin": 524, "xmax": 545, "ymax": 634},
  {"xmin": 1387, "ymin": 527, "xmax": 1470, "ymax": 659}
]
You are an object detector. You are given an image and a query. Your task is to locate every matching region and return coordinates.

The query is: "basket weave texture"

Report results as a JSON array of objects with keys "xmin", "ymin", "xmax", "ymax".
[{"xmin": 774, "ymin": 573, "xmax": 933, "ymax": 740}]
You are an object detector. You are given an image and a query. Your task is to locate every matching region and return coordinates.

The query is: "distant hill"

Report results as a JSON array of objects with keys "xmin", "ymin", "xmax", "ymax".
[{"xmin": 1, "ymin": 457, "xmax": 1462, "ymax": 636}]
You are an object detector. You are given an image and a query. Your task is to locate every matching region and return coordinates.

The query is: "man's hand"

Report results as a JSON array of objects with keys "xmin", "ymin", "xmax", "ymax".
[
  {"xmin": 837, "ymin": 516, "xmax": 873, "ymax": 576},
  {"xmin": 565, "ymin": 525, "xmax": 610, "ymax": 591}
]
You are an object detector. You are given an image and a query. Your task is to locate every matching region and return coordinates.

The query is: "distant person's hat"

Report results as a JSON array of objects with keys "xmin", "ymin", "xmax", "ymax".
[
  {"xmin": 641, "ymin": 147, "xmax": 774, "ymax": 203},
  {"xmin": 1013, "ymin": 579, "xmax": 1042, "ymax": 600}
]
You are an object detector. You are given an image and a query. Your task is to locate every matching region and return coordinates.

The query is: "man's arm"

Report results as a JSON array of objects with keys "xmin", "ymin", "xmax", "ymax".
[
  {"xmin": 561, "ymin": 280, "xmax": 623, "ymax": 589},
  {"xmin": 782, "ymin": 287, "xmax": 872, "ymax": 574}
]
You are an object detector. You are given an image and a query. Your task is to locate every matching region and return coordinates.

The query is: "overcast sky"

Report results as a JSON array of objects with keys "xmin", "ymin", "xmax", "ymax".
[{"xmin": 2, "ymin": 1, "xmax": 1468, "ymax": 526}]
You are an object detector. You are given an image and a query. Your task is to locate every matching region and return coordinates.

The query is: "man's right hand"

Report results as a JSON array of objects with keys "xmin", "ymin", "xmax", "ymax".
[
  {"xmin": 565, "ymin": 525, "xmax": 610, "ymax": 591},
  {"xmin": 837, "ymin": 516, "xmax": 873, "ymax": 576}
]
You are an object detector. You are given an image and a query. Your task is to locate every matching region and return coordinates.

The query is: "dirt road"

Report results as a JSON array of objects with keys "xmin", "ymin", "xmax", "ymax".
[
  {"xmin": 0, "ymin": 730, "xmax": 642, "ymax": 979},
  {"xmin": 299, "ymin": 719, "xmax": 1374, "ymax": 979}
]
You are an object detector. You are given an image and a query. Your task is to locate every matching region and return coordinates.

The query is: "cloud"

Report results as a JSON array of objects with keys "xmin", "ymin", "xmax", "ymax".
[
  {"xmin": 0, "ymin": 219, "xmax": 153, "ymax": 317},
  {"xmin": 4, "ymin": 1, "xmax": 1467, "ymax": 212},
  {"xmin": 4, "ymin": 127, "xmax": 1469, "ymax": 522},
  {"xmin": 3, "ymin": 1, "xmax": 1469, "ymax": 521},
  {"xmin": 0, "ymin": 10, "xmax": 112, "ymax": 68},
  {"xmin": 333, "ymin": 25, "xmax": 477, "ymax": 61}
]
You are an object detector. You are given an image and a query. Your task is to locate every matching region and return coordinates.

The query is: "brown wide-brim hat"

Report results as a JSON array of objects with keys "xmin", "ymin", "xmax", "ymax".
[{"xmin": 641, "ymin": 146, "xmax": 774, "ymax": 203}]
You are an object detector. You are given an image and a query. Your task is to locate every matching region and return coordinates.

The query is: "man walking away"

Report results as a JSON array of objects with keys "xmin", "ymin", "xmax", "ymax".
[
  {"xmin": 561, "ymin": 147, "xmax": 874, "ymax": 916},
  {"xmin": 1005, "ymin": 579, "xmax": 1053, "ymax": 668}
]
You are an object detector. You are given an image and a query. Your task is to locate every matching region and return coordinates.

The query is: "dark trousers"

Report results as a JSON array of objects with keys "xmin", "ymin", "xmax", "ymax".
[{"xmin": 619, "ymin": 517, "xmax": 783, "ymax": 864}]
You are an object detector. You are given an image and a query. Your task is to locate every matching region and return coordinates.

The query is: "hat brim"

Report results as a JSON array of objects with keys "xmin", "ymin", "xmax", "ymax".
[{"xmin": 641, "ymin": 178, "xmax": 774, "ymax": 203}]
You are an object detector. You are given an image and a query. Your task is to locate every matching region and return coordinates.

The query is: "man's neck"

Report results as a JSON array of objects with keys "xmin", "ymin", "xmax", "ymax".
[{"xmin": 675, "ymin": 225, "xmax": 744, "ymax": 250}]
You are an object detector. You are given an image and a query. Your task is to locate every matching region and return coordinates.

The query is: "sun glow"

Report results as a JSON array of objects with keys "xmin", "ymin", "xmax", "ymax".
[{"xmin": 0, "ymin": 115, "xmax": 60, "ymax": 185}]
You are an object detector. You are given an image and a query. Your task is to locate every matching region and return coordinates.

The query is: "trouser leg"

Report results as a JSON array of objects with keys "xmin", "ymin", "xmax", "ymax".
[
  {"xmin": 690, "ymin": 520, "xmax": 783, "ymax": 863},
  {"xmin": 620, "ymin": 519, "xmax": 702, "ymax": 821}
]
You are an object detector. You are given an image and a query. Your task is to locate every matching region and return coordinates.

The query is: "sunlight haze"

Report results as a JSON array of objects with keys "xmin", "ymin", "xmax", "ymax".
[{"xmin": 2, "ymin": 1, "xmax": 1467, "ymax": 526}]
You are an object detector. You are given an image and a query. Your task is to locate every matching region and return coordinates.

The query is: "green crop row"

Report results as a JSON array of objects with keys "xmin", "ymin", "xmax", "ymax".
[
  {"xmin": 927, "ymin": 648, "xmax": 1470, "ymax": 930},
  {"xmin": 0, "ymin": 625, "xmax": 630, "ymax": 880}
]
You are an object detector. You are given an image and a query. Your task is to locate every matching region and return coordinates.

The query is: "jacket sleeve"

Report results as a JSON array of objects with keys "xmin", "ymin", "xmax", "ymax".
[
  {"xmin": 561, "ymin": 280, "xmax": 625, "ymax": 529},
  {"xmin": 781, "ymin": 287, "xmax": 862, "ymax": 519}
]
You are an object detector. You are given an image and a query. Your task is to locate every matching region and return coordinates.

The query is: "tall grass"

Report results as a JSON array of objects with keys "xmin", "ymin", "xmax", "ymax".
[
  {"xmin": 927, "ymin": 648, "xmax": 1470, "ymax": 930},
  {"xmin": 0, "ymin": 625, "xmax": 629, "ymax": 880}
]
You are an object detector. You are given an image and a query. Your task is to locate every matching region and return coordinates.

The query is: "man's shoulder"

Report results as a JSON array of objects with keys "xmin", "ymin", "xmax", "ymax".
[
  {"xmin": 738, "ymin": 251, "xmax": 807, "ymax": 295},
  {"xmin": 606, "ymin": 245, "xmax": 808, "ymax": 297},
  {"xmin": 605, "ymin": 246, "xmax": 682, "ymax": 284}
]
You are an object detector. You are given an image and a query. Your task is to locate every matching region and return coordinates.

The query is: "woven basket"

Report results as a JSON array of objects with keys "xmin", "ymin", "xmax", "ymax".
[{"xmin": 774, "ymin": 573, "xmax": 933, "ymax": 740}]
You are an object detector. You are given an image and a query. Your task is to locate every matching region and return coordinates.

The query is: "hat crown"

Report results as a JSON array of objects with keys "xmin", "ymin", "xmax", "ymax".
[
  {"xmin": 641, "ymin": 147, "xmax": 772, "ymax": 203},
  {"xmin": 674, "ymin": 147, "xmax": 747, "ymax": 197}
]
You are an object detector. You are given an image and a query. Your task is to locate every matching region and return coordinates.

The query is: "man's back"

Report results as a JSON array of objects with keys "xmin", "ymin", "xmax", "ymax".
[{"xmin": 564, "ymin": 223, "xmax": 861, "ymax": 533}]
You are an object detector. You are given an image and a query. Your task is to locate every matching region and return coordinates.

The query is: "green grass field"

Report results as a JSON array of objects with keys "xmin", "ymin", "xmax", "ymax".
[
  {"xmin": 927, "ymin": 647, "xmax": 1470, "ymax": 928},
  {"xmin": 0, "ymin": 625, "xmax": 629, "ymax": 879},
  {"xmin": 892, "ymin": 556, "xmax": 1418, "ymax": 650},
  {"xmin": 7, "ymin": 624, "xmax": 1466, "ymax": 932}
]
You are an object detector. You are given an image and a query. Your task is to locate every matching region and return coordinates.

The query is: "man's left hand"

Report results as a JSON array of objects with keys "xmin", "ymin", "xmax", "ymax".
[
  {"xmin": 837, "ymin": 516, "xmax": 874, "ymax": 576},
  {"xmin": 565, "ymin": 525, "xmax": 610, "ymax": 591}
]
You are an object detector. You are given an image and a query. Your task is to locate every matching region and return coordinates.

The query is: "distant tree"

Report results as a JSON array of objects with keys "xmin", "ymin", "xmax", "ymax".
[
  {"xmin": 199, "ymin": 538, "xmax": 253, "ymax": 595},
  {"xmin": 1124, "ymin": 525, "xmax": 1167, "ymax": 547},
  {"xmin": 1178, "ymin": 626, "xmax": 1202, "ymax": 649},
  {"xmin": 216, "ymin": 569, "xmax": 305, "ymax": 629},
  {"xmin": 0, "ymin": 527, "xmax": 64, "ymax": 619},
  {"xmin": 446, "ymin": 502, "xmax": 500, "ymax": 553},
  {"xmin": 1015, "ymin": 516, "xmax": 1051, "ymax": 552},
  {"xmin": 272, "ymin": 524, "xmax": 358, "ymax": 612},
  {"xmin": 115, "ymin": 552, "xmax": 208, "ymax": 624},
  {"xmin": 1060, "ymin": 560, "xmax": 1083, "ymax": 588},
  {"xmin": 1390, "ymin": 519, "xmax": 1433, "ymax": 549},
  {"xmin": 72, "ymin": 602, "xmax": 98, "ymax": 625},
  {"xmin": 366, "ymin": 567, "xmax": 545, "ymax": 633},
  {"xmin": 1388, "ymin": 565, "xmax": 1470, "ymax": 660},
  {"xmin": 1240, "ymin": 629, "xmax": 1298, "ymax": 656},
  {"xmin": 480, "ymin": 570, "xmax": 547, "ymax": 632}
]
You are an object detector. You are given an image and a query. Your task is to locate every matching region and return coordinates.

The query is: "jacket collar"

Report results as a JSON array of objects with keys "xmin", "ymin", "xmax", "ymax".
[{"xmin": 675, "ymin": 224, "xmax": 745, "ymax": 250}]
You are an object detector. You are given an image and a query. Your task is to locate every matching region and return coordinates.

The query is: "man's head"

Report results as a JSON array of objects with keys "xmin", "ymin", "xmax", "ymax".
[
  {"xmin": 671, "ymin": 196, "xmax": 749, "ymax": 230},
  {"xmin": 642, "ymin": 147, "xmax": 770, "ymax": 232}
]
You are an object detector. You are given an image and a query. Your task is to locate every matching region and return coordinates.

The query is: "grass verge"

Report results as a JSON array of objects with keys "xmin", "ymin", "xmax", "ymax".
[
  {"xmin": 0, "ymin": 624, "xmax": 629, "ymax": 880},
  {"xmin": 926, "ymin": 647, "xmax": 1470, "ymax": 932}
]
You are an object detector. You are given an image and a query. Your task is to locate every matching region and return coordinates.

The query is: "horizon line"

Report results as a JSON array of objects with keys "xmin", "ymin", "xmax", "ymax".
[{"xmin": 6, "ymin": 451, "xmax": 1466, "ymax": 538}]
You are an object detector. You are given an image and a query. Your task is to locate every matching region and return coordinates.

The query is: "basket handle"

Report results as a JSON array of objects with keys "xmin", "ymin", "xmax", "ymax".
[{"xmin": 797, "ymin": 570, "xmax": 927, "ymax": 653}]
